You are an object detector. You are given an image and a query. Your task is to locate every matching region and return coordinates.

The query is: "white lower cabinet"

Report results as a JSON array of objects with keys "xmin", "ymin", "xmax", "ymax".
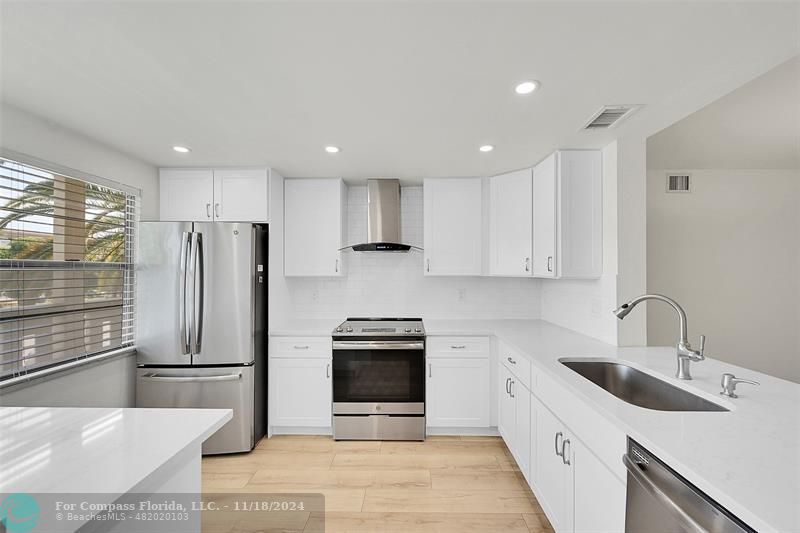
[
  {"xmin": 532, "ymin": 396, "xmax": 626, "ymax": 533},
  {"xmin": 534, "ymin": 397, "xmax": 574, "ymax": 532},
  {"xmin": 427, "ymin": 337, "xmax": 491, "ymax": 428},
  {"xmin": 572, "ymin": 437, "xmax": 626, "ymax": 533},
  {"xmin": 270, "ymin": 357, "xmax": 331, "ymax": 428},
  {"xmin": 498, "ymin": 363, "xmax": 516, "ymax": 442},
  {"xmin": 427, "ymin": 357, "xmax": 490, "ymax": 427},
  {"xmin": 269, "ymin": 336, "xmax": 333, "ymax": 432},
  {"xmin": 498, "ymin": 361, "xmax": 531, "ymax": 478}
]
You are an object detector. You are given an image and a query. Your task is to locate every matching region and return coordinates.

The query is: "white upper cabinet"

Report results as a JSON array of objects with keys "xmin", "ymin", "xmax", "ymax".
[
  {"xmin": 159, "ymin": 169, "xmax": 214, "ymax": 222},
  {"xmin": 423, "ymin": 178, "xmax": 483, "ymax": 276},
  {"xmin": 284, "ymin": 178, "xmax": 345, "ymax": 277},
  {"xmin": 212, "ymin": 168, "xmax": 269, "ymax": 222},
  {"xmin": 159, "ymin": 168, "xmax": 270, "ymax": 222},
  {"xmin": 488, "ymin": 168, "xmax": 533, "ymax": 276},
  {"xmin": 532, "ymin": 150, "xmax": 602, "ymax": 279}
]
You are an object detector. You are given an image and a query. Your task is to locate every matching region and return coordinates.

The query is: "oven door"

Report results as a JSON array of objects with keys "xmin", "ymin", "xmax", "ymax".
[{"xmin": 332, "ymin": 340, "xmax": 425, "ymax": 414}]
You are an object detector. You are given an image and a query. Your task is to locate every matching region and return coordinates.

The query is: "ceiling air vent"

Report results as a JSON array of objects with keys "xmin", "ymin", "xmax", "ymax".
[
  {"xmin": 666, "ymin": 173, "xmax": 691, "ymax": 193},
  {"xmin": 583, "ymin": 105, "xmax": 639, "ymax": 130}
]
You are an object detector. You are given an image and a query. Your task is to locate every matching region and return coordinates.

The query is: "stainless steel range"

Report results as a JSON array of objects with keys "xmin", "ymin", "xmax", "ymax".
[{"xmin": 331, "ymin": 318, "xmax": 425, "ymax": 441}]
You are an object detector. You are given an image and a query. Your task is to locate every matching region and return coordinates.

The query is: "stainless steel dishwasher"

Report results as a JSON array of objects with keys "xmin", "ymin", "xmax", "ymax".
[{"xmin": 623, "ymin": 439, "xmax": 755, "ymax": 533}]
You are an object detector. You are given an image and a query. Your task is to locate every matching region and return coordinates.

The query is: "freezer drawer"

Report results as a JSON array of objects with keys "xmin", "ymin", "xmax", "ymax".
[{"xmin": 136, "ymin": 366, "xmax": 255, "ymax": 455}]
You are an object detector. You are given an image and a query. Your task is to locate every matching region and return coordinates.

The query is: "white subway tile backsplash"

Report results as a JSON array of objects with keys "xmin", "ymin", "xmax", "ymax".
[{"xmin": 284, "ymin": 185, "xmax": 541, "ymax": 320}]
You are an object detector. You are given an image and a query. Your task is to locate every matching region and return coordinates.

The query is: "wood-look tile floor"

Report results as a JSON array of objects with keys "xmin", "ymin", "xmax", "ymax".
[{"xmin": 201, "ymin": 435, "xmax": 553, "ymax": 533}]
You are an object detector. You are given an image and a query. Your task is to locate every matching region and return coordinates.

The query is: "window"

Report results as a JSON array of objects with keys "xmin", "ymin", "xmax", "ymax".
[{"xmin": 0, "ymin": 155, "xmax": 137, "ymax": 381}]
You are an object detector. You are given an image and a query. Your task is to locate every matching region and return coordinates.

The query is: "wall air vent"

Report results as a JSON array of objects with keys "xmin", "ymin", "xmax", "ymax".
[
  {"xmin": 583, "ymin": 105, "xmax": 639, "ymax": 130},
  {"xmin": 666, "ymin": 173, "xmax": 691, "ymax": 193}
]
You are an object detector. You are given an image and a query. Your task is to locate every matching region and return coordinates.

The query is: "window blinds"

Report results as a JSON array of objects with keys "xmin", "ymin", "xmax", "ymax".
[{"xmin": 0, "ymin": 156, "xmax": 137, "ymax": 380}]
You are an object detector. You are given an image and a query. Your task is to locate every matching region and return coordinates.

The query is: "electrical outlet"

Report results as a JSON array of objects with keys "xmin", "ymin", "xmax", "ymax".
[
  {"xmin": 312, "ymin": 289, "xmax": 319, "ymax": 302},
  {"xmin": 457, "ymin": 288, "xmax": 466, "ymax": 301}
]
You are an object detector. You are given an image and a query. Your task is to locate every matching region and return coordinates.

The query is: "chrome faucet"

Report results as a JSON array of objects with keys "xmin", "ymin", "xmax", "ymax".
[{"xmin": 612, "ymin": 294, "xmax": 705, "ymax": 380}]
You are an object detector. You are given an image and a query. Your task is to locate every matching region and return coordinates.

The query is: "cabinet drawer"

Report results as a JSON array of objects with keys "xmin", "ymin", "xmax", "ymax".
[
  {"xmin": 427, "ymin": 336, "xmax": 490, "ymax": 357},
  {"xmin": 499, "ymin": 340, "xmax": 531, "ymax": 389},
  {"xmin": 270, "ymin": 337, "xmax": 331, "ymax": 358}
]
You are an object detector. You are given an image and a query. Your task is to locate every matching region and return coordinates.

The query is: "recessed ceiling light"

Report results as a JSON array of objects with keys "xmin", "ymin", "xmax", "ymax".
[
  {"xmin": 172, "ymin": 145, "xmax": 191, "ymax": 153},
  {"xmin": 514, "ymin": 80, "xmax": 540, "ymax": 95},
  {"xmin": 325, "ymin": 146, "xmax": 341, "ymax": 154},
  {"xmin": 479, "ymin": 145, "xmax": 494, "ymax": 152}
]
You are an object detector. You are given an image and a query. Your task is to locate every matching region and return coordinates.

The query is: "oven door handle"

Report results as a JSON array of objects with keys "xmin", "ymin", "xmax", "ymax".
[{"xmin": 332, "ymin": 341, "xmax": 424, "ymax": 350}]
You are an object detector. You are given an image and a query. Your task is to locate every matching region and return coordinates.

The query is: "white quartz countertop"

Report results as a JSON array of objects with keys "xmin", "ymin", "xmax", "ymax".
[
  {"xmin": 271, "ymin": 318, "xmax": 799, "ymax": 532},
  {"xmin": 0, "ymin": 407, "xmax": 232, "ymax": 494}
]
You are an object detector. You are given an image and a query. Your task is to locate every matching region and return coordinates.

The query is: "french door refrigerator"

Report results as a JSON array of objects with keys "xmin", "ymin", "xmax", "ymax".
[{"xmin": 135, "ymin": 222, "xmax": 267, "ymax": 454}]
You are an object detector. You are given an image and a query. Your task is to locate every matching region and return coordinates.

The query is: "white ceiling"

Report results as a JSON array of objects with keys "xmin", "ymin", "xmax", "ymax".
[
  {"xmin": 1, "ymin": 1, "xmax": 798, "ymax": 180},
  {"xmin": 647, "ymin": 55, "xmax": 800, "ymax": 170}
]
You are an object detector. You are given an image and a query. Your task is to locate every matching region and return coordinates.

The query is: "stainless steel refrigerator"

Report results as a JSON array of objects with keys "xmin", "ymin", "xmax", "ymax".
[{"xmin": 135, "ymin": 222, "xmax": 267, "ymax": 455}]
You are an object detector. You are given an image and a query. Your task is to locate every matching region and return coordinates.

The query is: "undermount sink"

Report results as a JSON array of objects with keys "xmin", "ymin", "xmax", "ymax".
[{"xmin": 560, "ymin": 359, "xmax": 729, "ymax": 412}]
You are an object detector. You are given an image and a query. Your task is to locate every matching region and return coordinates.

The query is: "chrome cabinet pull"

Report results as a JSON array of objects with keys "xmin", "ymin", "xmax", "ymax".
[
  {"xmin": 294, "ymin": 345, "xmax": 309, "ymax": 350},
  {"xmin": 555, "ymin": 432, "xmax": 563, "ymax": 457},
  {"xmin": 547, "ymin": 256, "xmax": 553, "ymax": 272},
  {"xmin": 326, "ymin": 363, "xmax": 331, "ymax": 378},
  {"xmin": 505, "ymin": 377, "xmax": 511, "ymax": 394},
  {"xmin": 429, "ymin": 363, "xmax": 432, "ymax": 378},
  {"xmin": 335, "ymin": 258, "xmax": 339, "ymax": 273},
  {"xmin": 451, "ymin": 345, "xmax": 466, "ymax": 349},
  {"xmin": 561, "ymin": 439, "xmax": 571, "ymax": 465},
  {"xmin": 525, "ymin": 257, "xmax": 530, "ymax": 272},
  {"xmin": 426, "ymin": 258, "xmax": 431, "ymax": 272},
  {"xmin": 214, "ymin": 202, "xmax": 221, "ymax": 218},
  {"xmin": 206, "ymin": 203, "xmax": 211, "ymax": 218},
  {"xmin": 509, "ymin": 379, "xmax": 515, "ymax": 398},
  {"xmin": 507, "ymin": 356, "xmax": 516, "ymax": 365}
]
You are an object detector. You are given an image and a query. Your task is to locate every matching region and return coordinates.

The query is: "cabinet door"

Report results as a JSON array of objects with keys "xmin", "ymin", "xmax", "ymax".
[
  {"xmin": 271, "ymin": 358, "xmax": 331, "ymax": 427},
  {"xmin": 498, "ymin": 364, "xmax": 516, "ymax": 446},
  {"xmin": 572, "ymin": 438, "xmax": 626, "ymax": 533},
  {"xmin": 514, "ymin": 382, "xmax": 532, "ymax": 482},
  {"xmin": 534, "ymin": 398, "xmax": 568, "ymax": 532},
  {"xmin": 532, "ymin": 154, "xmax": 557, "ymax": 278},
  {"xmin": 284, "ymin": 179, "xmax": 344, "ymax": 276},
  {"xmin": 427, "ymin": 357, "xmax": 490, "ymax": 427},
  {"xmin": 423, "ymin": 178, "xmax": 482, "ymax": 275},
  {"xmin": 558, "ymin": 150, "xmax": 602, "ymax": 279},
  {"xmin": 159, "ymin": 169, "xmax": 214, "ymax": 222},
  {"xmin": 213, "ymin": 168, "xmax": 269, "ymax": 222},
  {"xmin": 489, "ymin": 169, "xmax": 533, "ymax": 276}
]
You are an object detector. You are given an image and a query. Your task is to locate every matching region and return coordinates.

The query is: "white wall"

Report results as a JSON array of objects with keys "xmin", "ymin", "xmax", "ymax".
[
  {"xmin": 280, "ymin": 185, "xmax": 541, "ymax": 321},
  {"xmin": 0, "ymin": 351, "xmax": 137, "ymax": 407},
  {"xmin": 647, "ymin": 168, "xmax": 800, "ymax": 382},
  {"xmin": 0, "ymin": 104, "xmax": 157, "ymax": 406},
  {"xmin": 539, "ymin": 142, "xmax": 619, "ymax": 344},
  {"xmin": 0, "ymin": 103, "xmax": 159, "ymax": 219}
]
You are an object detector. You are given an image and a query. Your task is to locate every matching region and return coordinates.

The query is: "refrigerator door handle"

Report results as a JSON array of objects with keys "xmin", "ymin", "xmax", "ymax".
[
  {"xmin": 179, "ymin": 231, "xmax": 191, "ymax": 355},
  {"xmin": 193, "ymin": 231, "xmax": 205, "ymax": 354},
  {"xmin": 141, "ymin": 372, "xmax": 242, "ymax": 383}
]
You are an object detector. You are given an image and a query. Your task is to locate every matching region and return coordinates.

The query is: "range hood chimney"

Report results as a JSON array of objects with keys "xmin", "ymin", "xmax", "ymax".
[{"xmin": 345, "ymin": 179, "xmax": 420, "ymax": 252}]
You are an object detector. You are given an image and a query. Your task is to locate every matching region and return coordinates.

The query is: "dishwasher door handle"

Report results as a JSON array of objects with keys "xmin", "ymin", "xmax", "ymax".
[{"xmin": 623, "ymin": 454, "xmax": 706, "ymax": 533}]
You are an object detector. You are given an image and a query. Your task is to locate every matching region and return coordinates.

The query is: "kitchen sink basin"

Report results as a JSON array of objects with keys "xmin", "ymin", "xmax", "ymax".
[{"xmin": 560, "ymin": 359, "xmax": 729, "ymax": 412}]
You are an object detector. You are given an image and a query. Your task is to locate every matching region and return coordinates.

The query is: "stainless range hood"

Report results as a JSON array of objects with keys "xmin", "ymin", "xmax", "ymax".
[{"xmin": 344, "ymin": 179, "xmax": 420, "ymax": 252}]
